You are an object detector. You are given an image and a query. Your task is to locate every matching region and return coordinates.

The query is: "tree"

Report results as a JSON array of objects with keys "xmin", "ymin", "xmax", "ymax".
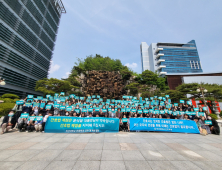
[
  {"xmin": 35, "ymin": 78, "xmax": 78, "ymax": 95},
  {"xmin": 125, "ymin": 83, "xmax": 139, "ymax": 96},
  {"xmin": 164, "ymin": 90, "xmax": 186, "ymax": 103},
  {"xmin": 71, "ymin": 54, "xmax": 133, "ymax": 80},
  {"xmin": 1, "ymin": 94, "xmax": 19, "ymax": 99},
  {"xmin": 134, "ymin": 70, "xmax": 169, "ymax": 91},
  {"xmin": 170, "ymin": 83, "xmax": 222, "ymax": 114}
]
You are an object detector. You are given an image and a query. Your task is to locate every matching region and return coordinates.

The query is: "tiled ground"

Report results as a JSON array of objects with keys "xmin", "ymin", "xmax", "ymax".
[{"xmin": 0, "ymin": 129, "xmax": 222, "ymax": 170}]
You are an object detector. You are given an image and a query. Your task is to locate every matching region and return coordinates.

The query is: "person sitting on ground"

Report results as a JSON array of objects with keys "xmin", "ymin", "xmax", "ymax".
[
  {"xmin": 27, "ymin": 119, "xmax": 35, "ymax": 132},
  {"xmin": 207, "ymin": 116, "xmax": 220, "ymax": 135},
  {"xmin": 193, "ymin": 116, "xmax": 205, "ymax": 136},
  {"xmin": 198, "ymin": 116, "xmax": 211, "ymax": 135},
  {"xmin": 35, "ymin": 113, "xmax": 43, "ymax": 132},
  {"xmin": 1, "ymin": 110, "xmax": 16, "ymax": 134},
  {"xmin": 17, "ymin": 116, "xmax": 28, "ymax": 132}
]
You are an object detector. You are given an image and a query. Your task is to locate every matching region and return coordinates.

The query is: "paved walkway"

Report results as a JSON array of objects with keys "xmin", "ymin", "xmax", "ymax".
[{"xmin": 0, "ymin": 129, "xmax": 222, "ymax": 170}]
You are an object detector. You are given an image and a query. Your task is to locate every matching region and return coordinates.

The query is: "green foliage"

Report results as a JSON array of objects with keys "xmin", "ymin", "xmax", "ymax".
[
  {"xmin": 0, "ymin": 98, "xmax": 16, "ymax": 103},
  {"xmin": 168, "ymin": 83, "xmax": 222, "ymax": 114},
  {"xmin": 66, "ymin": 73, "xmax": 81, "ymax": 87},
  {"xmin": 72, "ymin": 91, "xmax": 83, "ymax": 96},
  {"xmin": 1, "ymin": 93, "xmax": 19, "ymax": 99},
  {"xmin": 141, "ymin": 91, "xmax": 160, "ymax": 99},
  {"xmin": 125, "ymin": 83, "xmax": 139, "ymax": 96},
  {"xmin": 134, "ymin": 70, "xmax": 169, "ymax": 91},
  {"xmin": 164, "ymin": 90, "xmax": 186, "ymax": 103},
  {"xmin": 0, "ymin": 103, "xmax": 15, "ymax": 117},
  {"xmin": 209, "ymin": 114, "xmax": 218, "ymax": 120},
  {"xmin": 71, "ymin": 54, "xmax": 133, "ymax": 80},
  {"xmin": 220, "ymin": 111, "xmax": 222, "ymax": 118},
  {"xmin": 35, "ymin": 78, "xmax": 78, "ymax": 95}
]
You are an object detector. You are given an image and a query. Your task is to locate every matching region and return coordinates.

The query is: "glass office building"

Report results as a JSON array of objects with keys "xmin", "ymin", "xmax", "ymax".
[
  {"xmin": 0, "ymin": 0, "xmax": 65, "ymax": 97},
  {"xmin": 140, "ymin": 40, "xmax": 203, "ymax": 76}
]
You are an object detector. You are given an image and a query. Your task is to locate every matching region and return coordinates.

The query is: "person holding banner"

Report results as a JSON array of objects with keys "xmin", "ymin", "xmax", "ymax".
[
  {"xmin": 17, "ymin": 116, "xmax": 28, "ymax": 132},
  {"xmin": 26, "ymin": 114, "xmax": 35, "ymax": 132},
  {"xmin": 1, "ymin": 110, "xmax": 16, "ymax": 134},
  {"xmin": 116, "ymin": 108, "xmax": 122, "ymax": 119},
  {"xmin": 31, "ymin": 106, "xmax": 39, "ymax": 116},
  {"xmin": 35, "ymin": 114, "xmax": 43, "ymax": 132},
  {"xmin": 108, "ymin": 107, "xmax": 116, "ymax": 118},
  {"xmin": 22, "ymin": 104, "xmax": 32, "ymax": 114},
  {"xmin": 120, "ymin": 115, "xmax": 128, "ymax": 132},
  {"xmin": 193, "ymin": 116, "xmax": 206, "ymax": 136},
  {"xmin": 198, "ymin": 116, "xmax": 211, "ymax": 135},
  {"xmin": 12, "ymin": 101, "xmax": 24, "ymax": 121}
]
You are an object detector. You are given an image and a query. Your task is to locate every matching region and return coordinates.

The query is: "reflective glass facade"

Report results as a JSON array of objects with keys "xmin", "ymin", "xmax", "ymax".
[
  {"xmin": 140, "ymin": 40, "xmax": 203, "ymax": 75},
  {"xmin": 158, "ymin": 40, "xmax": 203, "ymax": 74},
  {"xmin": 0, "ymin": 0, "xmax": 65, "ymax": 97},
  {"xmin": 140, "ymin": 42, "xmax": 149, "ymax": 72}
]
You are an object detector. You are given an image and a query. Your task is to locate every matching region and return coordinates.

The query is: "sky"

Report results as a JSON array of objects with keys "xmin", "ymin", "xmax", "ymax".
[{"xmin": 48, "ymin": 0, "xmax": 222, "ymax": 79}]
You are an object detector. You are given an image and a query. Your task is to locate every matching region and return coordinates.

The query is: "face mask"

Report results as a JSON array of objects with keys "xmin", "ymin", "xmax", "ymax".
[
  {"xmin": 8, "ymin": 113, "xmax": 14, "ymax": 116},
  {"xmin": 66, "ymin": 113, "xmax": 69, "ymax": 116},
  {"xmin": 207, "ymin": 116, "xmax": 212, "ymax": 120}
]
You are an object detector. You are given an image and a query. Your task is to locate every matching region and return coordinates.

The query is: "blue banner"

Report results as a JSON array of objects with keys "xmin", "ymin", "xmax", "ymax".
[
  {"xmin": 129, "ymin": 118, "xmax": 200, "ymax": 134},
  {"xmin": 45, "ymin": 117, "xmax": 119, "ymax": 133}
]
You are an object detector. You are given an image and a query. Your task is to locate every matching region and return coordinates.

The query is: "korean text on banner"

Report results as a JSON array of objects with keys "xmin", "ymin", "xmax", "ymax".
[
  {"xmin": 45, "ymin": 117, "xmax": 119, "ymax": 133},
  {"xmin": 129, "ymin": 118, "xmax": 200, "ymax": 134}
]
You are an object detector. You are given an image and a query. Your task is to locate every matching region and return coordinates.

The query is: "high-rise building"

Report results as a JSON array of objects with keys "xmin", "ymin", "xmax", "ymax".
[
  {"xmin": 140, "ymin": 40, "xmax": 203, "ymax": 76},
  {"xmin": 0, "ymin": 0, "xmax": 65, "ymax": 97}
]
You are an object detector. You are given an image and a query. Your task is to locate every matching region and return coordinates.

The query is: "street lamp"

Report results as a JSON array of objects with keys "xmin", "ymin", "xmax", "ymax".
[
  {"xmin": 196, "ymin": 87, "xmax": 207, "ymax": 107},
  {"xmin": 0, "ymin": 77, "xmax": 6, "ymax": 86}
]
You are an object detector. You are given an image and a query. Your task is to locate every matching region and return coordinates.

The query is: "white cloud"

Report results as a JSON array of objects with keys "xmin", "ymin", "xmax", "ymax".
[
  {"xmin": 125, "ymin": 63, "xmax": 138, "ymax": 69},
  {"xmin": 48, "ymin": 61, "xmax": 60, "ymax": 74},
  {"xmin": 62, "ymin": 72, "xmax": 71, "ymax": 79}
]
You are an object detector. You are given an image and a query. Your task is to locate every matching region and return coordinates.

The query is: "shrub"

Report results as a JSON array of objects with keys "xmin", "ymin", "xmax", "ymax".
[
  {"xmin": 1, "ymin": 93, "xmax": 19, "ymax": 99},
  {"xmin": 210, "ymin": 113, "xmax": 218, "ymax": 120},
  {"xmin": 0, "ymin": 103, "xmax": 15, "ymax": 117},
  {"xmin": 220, "ymin": 111, "xmax": 222, "ymax": 118},
  {"xmin": 0, "ymin": 98, "xmax": 14, "ymax": 103}
]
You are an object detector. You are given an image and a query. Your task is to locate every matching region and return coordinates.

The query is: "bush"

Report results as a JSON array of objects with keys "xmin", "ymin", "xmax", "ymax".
[
  {"xmin": 0, "ymin": 103, "xmax": 15, "ymax": 117},
  {"xmin": 0, "ymin": 98, "xmax": 15, "ymax": 103},
  {"xmin": 1, "ymin": 93, "xmax": 19, "ymax": 99},
  {"xmin": 13, "ymin": 99, "xmax": 20, "ymax": 103},
  {"xmin": 220, "ymin": 111, "xmax": 222, "ymax": 118},
  {"xmin": 210, "ymin": 113, "xmax": 218, "ymax": 120}
]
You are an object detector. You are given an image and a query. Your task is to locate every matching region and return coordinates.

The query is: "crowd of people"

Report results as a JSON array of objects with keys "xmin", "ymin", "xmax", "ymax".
[{"xmin": 1, "ymin": 94, "xmax": 220, "ymax": 135}]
